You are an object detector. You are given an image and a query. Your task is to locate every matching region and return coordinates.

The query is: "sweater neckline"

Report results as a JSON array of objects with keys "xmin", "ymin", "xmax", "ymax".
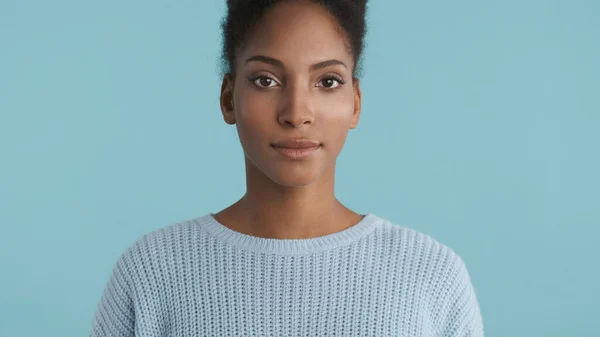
[{"xmin": 194, "ymin": 212, "xmax": 384, "ymax": 255}]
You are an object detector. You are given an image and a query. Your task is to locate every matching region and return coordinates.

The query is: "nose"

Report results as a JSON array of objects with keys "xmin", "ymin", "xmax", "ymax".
[{"xmin": 277, "ymin": 83, "xmax": 315, "ymax": 128}]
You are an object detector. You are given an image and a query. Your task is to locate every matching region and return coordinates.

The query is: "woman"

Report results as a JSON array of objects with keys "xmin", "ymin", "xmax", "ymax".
[{"xmin": 90, "ymin": 0, "xmax": 484, "ymax": 336}]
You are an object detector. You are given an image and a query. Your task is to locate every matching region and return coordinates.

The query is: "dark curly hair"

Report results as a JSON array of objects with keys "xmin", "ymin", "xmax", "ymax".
[{"xmin": 219, "ymin": 0, "xmax": 368, "ymax": 80}]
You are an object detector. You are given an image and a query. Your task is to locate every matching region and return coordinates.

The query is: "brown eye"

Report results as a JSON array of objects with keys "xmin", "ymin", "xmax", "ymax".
[
  {"xmin": 316, "ymin": 76, "xmax": 344, "ymax": 89},
  {"xmin": 323, "ymin": 79, "xmax": 335, "ymax": 87},
  {"xmin": 251, "ymin": 76, "xmax": 279, "ymax": 88},
  {"xmin": 259, "ymin": 78, "xmax": 272, "ymax": 87}
]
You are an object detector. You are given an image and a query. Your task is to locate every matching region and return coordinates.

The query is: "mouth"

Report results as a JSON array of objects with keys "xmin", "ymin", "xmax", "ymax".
[
  {"xmin": 271, "ymin": 139, "xmax": 320, "ymax": 149},
  {"xmin": 270, "ymin": 138, "xmax": 322, "ymax": 160},
  {"xmin": 272, "ymin": 145, "xmax": 321, "ymax": 159}
]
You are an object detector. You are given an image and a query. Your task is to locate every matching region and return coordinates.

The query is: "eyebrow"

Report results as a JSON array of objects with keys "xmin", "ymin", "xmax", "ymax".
[{"xmin": 244, "ymin": 55, "xmax": 347, "ymax": 71}]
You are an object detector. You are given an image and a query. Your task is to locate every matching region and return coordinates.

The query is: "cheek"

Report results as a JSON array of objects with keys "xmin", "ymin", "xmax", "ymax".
[
  {"xmin": 235, "ymin": 94, "xmax": 274, "ymax": 149},
  {"xmin": 317, "ymin": 92, "xmax": 355, "ymax": 139},
  {"xmin": 317, "ymin": 88, "xmax": 355, "ymax": 120}
]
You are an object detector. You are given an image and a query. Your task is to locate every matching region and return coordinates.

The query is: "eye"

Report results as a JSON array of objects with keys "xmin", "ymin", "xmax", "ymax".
[
  {"xmin": 250, "ymin": 75, "xmax": 280, "ymax": 88},
  {"xmin": 316, "ymin": 76, "xmax": 345, "ymax": 89}
]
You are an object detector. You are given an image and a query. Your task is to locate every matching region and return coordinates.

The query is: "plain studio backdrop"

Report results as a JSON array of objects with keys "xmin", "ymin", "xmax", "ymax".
[{"xmin": 1, "ymin": 1, "xmax": 598, "ymax": 336}]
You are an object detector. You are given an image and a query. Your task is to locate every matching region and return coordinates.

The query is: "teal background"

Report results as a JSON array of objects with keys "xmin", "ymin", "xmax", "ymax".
[{"xmin": 1, "ymin": 0, "xmax": 598, "ymax": 336}]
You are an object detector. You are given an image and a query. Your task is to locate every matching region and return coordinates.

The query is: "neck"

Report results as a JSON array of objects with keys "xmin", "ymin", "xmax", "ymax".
[{"xmin": 214, "ymin": 157, "xmax": 361, "ymax": 239}]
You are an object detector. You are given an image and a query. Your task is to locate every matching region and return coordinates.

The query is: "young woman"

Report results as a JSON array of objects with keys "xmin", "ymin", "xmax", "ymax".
[{"xmin": 90, "ymin": 1, "xmax": 484, "ymax": 336}]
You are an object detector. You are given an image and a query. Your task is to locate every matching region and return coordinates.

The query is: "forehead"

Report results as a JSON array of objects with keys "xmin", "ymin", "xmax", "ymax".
[{"xmin": 237, "ymin": 1, "xmax": 353, "ymax": 68}]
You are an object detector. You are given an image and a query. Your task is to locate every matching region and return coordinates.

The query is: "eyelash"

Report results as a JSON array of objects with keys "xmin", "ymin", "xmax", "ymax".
[{"xmin": 248, "ymin": 74, "xmax": 346, "ymax": 90}]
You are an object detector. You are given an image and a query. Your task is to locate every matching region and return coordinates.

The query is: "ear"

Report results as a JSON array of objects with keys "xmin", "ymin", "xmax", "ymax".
[
  {"xmin": 350, "ymin": 78, "xmax": 362, "ymax": 129},
  {"xmin": 220, "ymin": 73, "xmax": 236, "ymax": 125}
]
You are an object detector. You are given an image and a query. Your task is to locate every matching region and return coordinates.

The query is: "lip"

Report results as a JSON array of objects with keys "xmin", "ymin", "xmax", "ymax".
[
  {"xmin": 270, "ymin": 139, "xmax": 321, "ymax": 160},
  {"xmin": 271, "ymin": 145, "xmax": 320, "ymax": 159},
  {"xmin": 271, "ymin": 139, "xmax": 320, "ymax": 149}
]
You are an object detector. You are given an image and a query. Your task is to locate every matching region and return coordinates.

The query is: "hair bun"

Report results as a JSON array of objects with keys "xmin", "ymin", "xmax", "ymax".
[{"xmin": 220, "ymin": 0, "xmax": 368, "ymax": 78}]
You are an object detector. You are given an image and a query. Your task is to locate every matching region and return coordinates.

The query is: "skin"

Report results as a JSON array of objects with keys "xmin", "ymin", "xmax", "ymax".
[{"xmin": 214, "ymin": 0, "xmax": 364, "ymax": 240}]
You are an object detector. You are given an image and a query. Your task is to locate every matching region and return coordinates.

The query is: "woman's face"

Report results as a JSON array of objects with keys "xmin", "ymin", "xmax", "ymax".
[{"xmin": 220, "ymin": 0, "xmax": 361, "ymax": 188}]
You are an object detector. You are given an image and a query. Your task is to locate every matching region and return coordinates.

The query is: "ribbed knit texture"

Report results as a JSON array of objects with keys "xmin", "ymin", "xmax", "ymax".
[{"xmin": 89, "ymin": 213, "xmax": 484, "ymax": 336}]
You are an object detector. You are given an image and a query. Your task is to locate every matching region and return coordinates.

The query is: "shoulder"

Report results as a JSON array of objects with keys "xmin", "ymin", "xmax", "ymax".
[
  {"xmin": 374, "ymin": 215, "xmax": 475, "ymax": 306},
  {"xmin": 375, "ymin": 215, "xmax": 482, "ymax": 334},
  {"xmin": 112, "ymin": 215, "xmax": 207, "ymax": 280},
  {"xmin": 376, "ymin": 215, "xmax": 470, "ymax": 276},
  {"xmin": 124, "ymin": 214, "xmax": 207, "ymax": 256}
]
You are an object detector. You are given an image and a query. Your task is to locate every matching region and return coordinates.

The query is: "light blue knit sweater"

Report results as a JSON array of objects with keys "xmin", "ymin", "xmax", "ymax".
[{"xmin": 90, "ymin": 213, "xmax": 484, "ymax": 336}]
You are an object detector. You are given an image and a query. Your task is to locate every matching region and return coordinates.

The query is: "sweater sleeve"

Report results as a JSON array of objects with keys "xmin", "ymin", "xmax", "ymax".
[
  {"xmin": 89, "ymin": 247, "xmax": 137, "ymax": 337},
  {"xmin": 437, "ymin": 253, "xmax": 485, "ymax": 337}
]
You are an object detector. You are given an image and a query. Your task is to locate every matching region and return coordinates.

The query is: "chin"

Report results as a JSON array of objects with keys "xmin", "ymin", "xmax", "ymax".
[
  {"xmin": 268, "ymin": 170, "xmax": 320, "ymax": 188},
  {"xmin": 244, "ymin": 152, "xmax": 328, "ymax": 188}
]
